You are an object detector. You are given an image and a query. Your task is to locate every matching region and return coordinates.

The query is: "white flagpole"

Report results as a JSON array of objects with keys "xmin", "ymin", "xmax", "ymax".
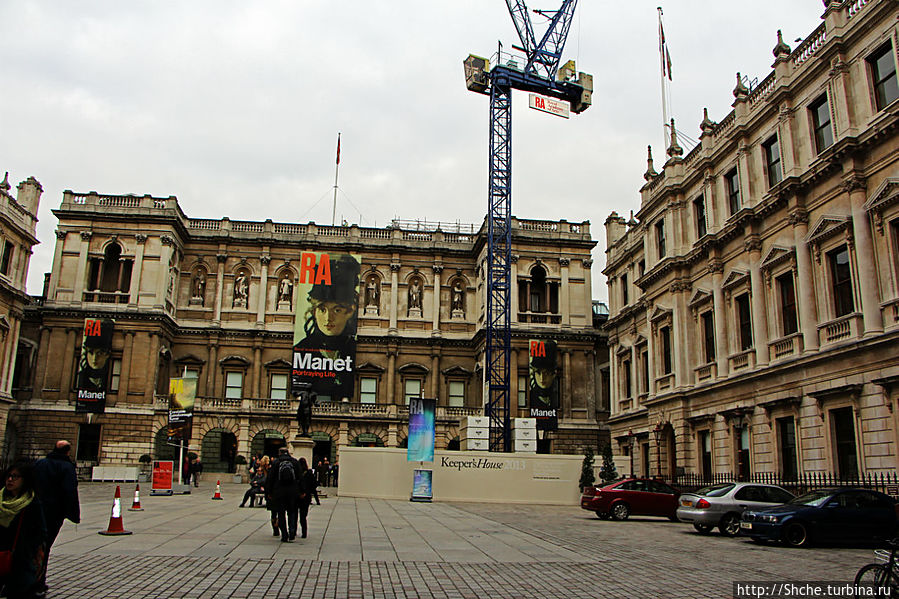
[
  {"xmin": 658, "ymin": 7, "xmax": 669, "ymax": 152},
  {"xmin": 332, "ymin": 133, "xmax": 341, "ymax": 226}
]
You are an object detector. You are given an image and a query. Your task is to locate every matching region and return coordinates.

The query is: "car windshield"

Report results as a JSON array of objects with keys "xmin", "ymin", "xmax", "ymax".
[
  {"xmin": 694, "ymin": 484, "xmax": 735, "ymax": 497},
  {"xmin": 789, "ymin": 490, "xmax": 832, "ymax": 507}
]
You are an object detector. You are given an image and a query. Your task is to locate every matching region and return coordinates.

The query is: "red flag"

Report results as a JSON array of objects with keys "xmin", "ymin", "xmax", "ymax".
[
  {"xmin": 336, "ymin": 134, "xmax": 341, "ymax": 165},
  {"xmin": 659, "ymin": 10, "xmax": 672, "ymax": 81}
]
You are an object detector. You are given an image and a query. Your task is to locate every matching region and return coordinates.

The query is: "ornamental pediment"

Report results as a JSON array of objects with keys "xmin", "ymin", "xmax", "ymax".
[
  {"xmin": 649, "ymin": 305, "xmax": 672, "ymax": 323},
  {"xmin": 721, "ymin": 269, "xmax": 749, "ymax": 291},
  {"xmin": 219, "ymin": 355, "xmax": 251, "ymax": 367},
  {"xmin": 357, "ymin": 362, "xmax": 386, "ymax": 374},
  {"xmin": 397, "ymin": 362, "xmax": 429, "ymax": 375},
  {"xmin": 688, "ymin": 288, "xmax": 713, "ymax": 308},
  {"xmin": 864, "ymin": 178, "xmax": 899, "ymax": 213},
  {"xmin": 441, "ymin": 365, "xmax": 473, "ymax": 377},
  {"xmin": 759, "ymin": 245, "xmax": 795, "ymax": 272},
  {"xmin": 264, "ymin": 358, "xmax": 292, "ymax": 369},
  {"xmin": 805, "ymin": 215, "xmax": 851, "ymax": 246},
  {"xmin": 174, "ymin": 353, "xmax": 206, "ymax": 365}
]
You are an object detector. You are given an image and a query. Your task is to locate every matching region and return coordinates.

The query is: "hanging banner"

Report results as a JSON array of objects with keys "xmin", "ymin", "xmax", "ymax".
[
  {"xmin": 407, "ymin": 397, "xmax": 436, "ymax": 462},
  {"xmin": 529, "ymin": 339, "xmax": 559, "ymax": 430},
  {"xmin": 75, "ymin": 318, "xmax": 114, "ymax": 413},
  {"xmin": 292, "ymin": 252, "xmax": 361, "ymax": 401},
  {"xmin": 167, "ymin": 377, "xmax": 196, "ymax": 442}
]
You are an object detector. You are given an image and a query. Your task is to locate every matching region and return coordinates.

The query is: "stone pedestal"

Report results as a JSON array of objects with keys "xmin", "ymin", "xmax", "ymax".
[
  {"xmin": 409, "ymin": 307, "xmax": 422, "ymax": 318},
  {"xmin": 452, "ymin": 309, "xmax": 464, "ymax": 319},
  {"xmin": 364, "ymin": 305, "xmax": 379, "ymax": 316},
  {"xmin": 289, "ymin": 435, "xmax": 315, "ymax": 468}
]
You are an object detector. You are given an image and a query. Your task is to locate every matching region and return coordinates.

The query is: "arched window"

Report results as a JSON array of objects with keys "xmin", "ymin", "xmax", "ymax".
[
  {"xmin": 518, "ymin": 264, "xmax": 559, "ymax": 322},
  {"xmin": 86, "ymin": 242, "xmax": 133, "ymax": 303}
]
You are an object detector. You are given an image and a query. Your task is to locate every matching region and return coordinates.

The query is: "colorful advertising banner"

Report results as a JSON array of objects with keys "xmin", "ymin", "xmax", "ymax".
[
  {"xmin": 75, "ymin": 317, "xmax": 114, "ymax": 413},
  {"xmin": 411, "ymin": 469, "xmax": 433, "ymax": 502},
  {"xmin": 407, "ymin": 397, "xmax": 436, "ymax": 462},
  {"xmin": 292, "ymin": 252, "xmax": 360, "ymax": 401},
  {"xmin": 167, "ymin": 377, "xmax": 196, "ymax": 442},
  {"xmin": 151, "ymin": 460, "xmax": 174, "ymax": 494},
  {"xmin": 529, "ymin": 338, "xmax": 559, "ymax": 431}
]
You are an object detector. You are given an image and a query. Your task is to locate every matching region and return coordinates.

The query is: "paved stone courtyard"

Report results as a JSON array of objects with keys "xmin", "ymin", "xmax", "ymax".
[{"xmin": 46, "ymin": 482, "xmax": 873, "ymax": 598}]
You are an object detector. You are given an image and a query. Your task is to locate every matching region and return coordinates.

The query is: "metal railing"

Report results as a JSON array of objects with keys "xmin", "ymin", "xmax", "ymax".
[{"xmin": 672, "ymin": 471, "xmax": 899, "ymax": 497}]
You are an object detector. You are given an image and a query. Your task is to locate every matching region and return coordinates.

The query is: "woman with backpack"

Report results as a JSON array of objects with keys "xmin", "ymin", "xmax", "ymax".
[
  {"xmin": 297, "ymin": 457, "xmax": 320, "ymax": 539},
  {"xmin": 265, "ymin": 448, "xmax": 300, "ymax": 542}
]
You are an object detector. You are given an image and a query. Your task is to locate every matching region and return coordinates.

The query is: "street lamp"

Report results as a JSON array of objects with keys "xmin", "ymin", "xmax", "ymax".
[
  {"xmin": 652, "ymin": 421, "xmax": 664, "ymax": 479},
  {"xmin": 627, "ymin": 429, "xmax": 635, "ymax": 477}
]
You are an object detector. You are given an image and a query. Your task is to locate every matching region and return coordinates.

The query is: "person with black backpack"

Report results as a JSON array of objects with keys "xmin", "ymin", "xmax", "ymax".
[
  {"xmin": 265, "ymin": 447, "xmax": 301, "ymax": 542},
  {"xmin": 297, "ymin": 457, "xmax": 320, "ymax": 539}
]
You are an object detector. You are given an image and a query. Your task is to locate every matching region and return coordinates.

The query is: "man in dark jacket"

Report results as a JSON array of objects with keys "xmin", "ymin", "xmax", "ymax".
[
  {"xmin": 265, "ymin": 447, "xmax": 301, "ymax": 542},
  {"xmin": 33, "ymin": 440, "xmax": 81, "ymax": 593}
]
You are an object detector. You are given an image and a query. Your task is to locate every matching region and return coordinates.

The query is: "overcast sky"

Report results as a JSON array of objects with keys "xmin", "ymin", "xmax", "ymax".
[{"xmin": 2, "ymin": 1, "xmax": 826, "ymax": 299}]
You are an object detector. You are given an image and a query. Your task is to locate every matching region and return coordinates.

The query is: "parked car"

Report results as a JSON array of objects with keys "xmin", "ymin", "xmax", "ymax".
[
  {"xmin": 676, "ymin": 482, "xmax": 794, "ymax": 536},
  {"xmin": 580, "ymin": 478, "xmax": 680, "ymax": 521},
  {"xmin": 740, "ymin": 487, "xmax": 899, "ymax": 547}
]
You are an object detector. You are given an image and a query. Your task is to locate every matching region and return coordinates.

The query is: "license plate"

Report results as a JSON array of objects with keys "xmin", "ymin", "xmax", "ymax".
[
  {"xmin": 740, "ymin": 522, "xmax": 752, "ymax": 530},
  {"xmin": 680, "ymin": 500, "xmax": 692, "ymax": 507}
]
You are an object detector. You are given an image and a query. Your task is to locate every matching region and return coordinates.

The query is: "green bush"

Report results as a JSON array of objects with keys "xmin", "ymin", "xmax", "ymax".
[
  {"xmin": 599, "ymin": 443, "xmax": 619, "ymax": 484},
  {"xmin": 578, "ymin": 447, "xmax": 596, "ymax": 490}
]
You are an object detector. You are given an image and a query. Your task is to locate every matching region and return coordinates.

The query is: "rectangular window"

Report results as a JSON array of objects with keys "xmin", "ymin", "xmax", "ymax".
[
  {"xmin": 777, "ymin": 416, "xmax": 798, "ymax": 480},
  {"xmin": 701, "ymin": 311, "xmax": 716, "ymax": 363},
  {"xmin": 736, "ymin": 293, "xmax": 753, "ymax": 351},
  {"xmin": 660, "ymin": 326, "xmax": 672, "ymax": 375},
  {"xmin": 0, "ymin": 241, "xmax": 13, "ymax": 276},
  {"xmin": 623, "ymin": 359, "xmax": 632, "ymax": 398},
  {"xmin": 725, "ymin": 168, "xmax": 741, "ymax": 215},
  {"xmin": 763, "ymin": 135, "xmax": 782, "ymax": 187},
  {"xmin": 777, "ymin": 272, "xmax": 798, "ymax": 336},
  {"xmin": 810, "ymin": 95, "xmax": 834, "ymax": 153},
  {"xmin": 829, "ymin": 246, "xmax": 854, "ymax": 317},
  {"xmin": 225, "ymin": 371, "xmax": 243, "ymax": 399},
  {"xmin": 737, "ymin": 426, "xmax": 750, "ymax": 480},
  {"xmin": 518, "ymin": 375, "xmax": 527, "ymax": 407},
  {"xmin": 270, "ymin": 373, "xmax": 288, "ymax": 400},
  {"xmin": 621, "ymin": 273, "xmax": 629, "ymax": 306},
  {"xmin": 448, "ymin": 381, "xmax": 465, "ymax": 407},
  {"xmin": 638, "ymin": 260, "xmax": 645, "ymax": 278},
  {"xmin": 699, "ymin": 431, "xmax": 712, "ymax": 480},
  {"xmin": 640, "ymin": 349, "xmax": 649, "ymax": 394},
  {"xmin": 869, "ymin": 42, "xmax": 899, "ymax": 111},
  {"xmin": 109, "ymin": 359, "xmax": 122, "ymax": 393},
  {"xmin": 183, "ymin": 367, "xmax": 199, "ymax": 380},
  {"xmin": 694, "ymin": 195, "xmax": 707, "ymax": 238},
  {"xmin": 655, "ymin": 220, "xmax": 666, "ymax": 259},
  {"xmin": 76, "ymin": 423, "xmax": 102, "ymax": 462},
  {"xmin": 360, "ymin": 377, "xmax": 377, "ymax": 404},
  {"xmin": 404, "ymin": 379, "xmax": 422, "ymax": 405},
  {"xmin": 831, "ymin": 406, "xmax": 858, "ymax": 478}
]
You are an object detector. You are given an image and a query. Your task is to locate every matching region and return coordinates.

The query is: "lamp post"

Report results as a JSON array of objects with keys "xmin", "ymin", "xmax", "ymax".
[
  {"xmin": 652, "ymin": 421, "xmax": 664, "ymax": 479},
  {"xmin": 627, "ymin": 429, "xmax": 635, "ymax": 477}
]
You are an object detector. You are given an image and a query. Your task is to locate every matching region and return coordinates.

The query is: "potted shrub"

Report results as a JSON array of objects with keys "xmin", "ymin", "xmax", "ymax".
[{"xmin": 233, "ymin": 455, "xmax": 247, "ymax": 483}]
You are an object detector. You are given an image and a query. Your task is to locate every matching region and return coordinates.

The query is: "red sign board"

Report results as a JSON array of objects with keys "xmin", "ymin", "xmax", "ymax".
[{"xmin": 152, "ymin": 460, "xmax": 174, "ymax": 492}]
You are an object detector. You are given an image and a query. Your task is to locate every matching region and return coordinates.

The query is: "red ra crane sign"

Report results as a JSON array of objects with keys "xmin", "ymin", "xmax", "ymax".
[{"xmin": 528, "ymin": 94, "xmax": 570, "ymax": 119}]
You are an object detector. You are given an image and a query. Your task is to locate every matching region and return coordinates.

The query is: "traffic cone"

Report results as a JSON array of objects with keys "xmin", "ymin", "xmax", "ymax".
[
  {"xmin": 128, "ymin": 483, "xmax": 144, "ymax": 511},
  {"xmin": 212, "ymin": 480, "xmax": 223, "ymax": 500},
  {"xmin": 98, "ymin": 485, "xmax": 133, "ymax": 536}
]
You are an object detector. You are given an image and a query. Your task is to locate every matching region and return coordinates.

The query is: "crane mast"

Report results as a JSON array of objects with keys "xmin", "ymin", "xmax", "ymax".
[{"xmin": 464, "ymin": 0, "xmax": 592, "ymax": 452}]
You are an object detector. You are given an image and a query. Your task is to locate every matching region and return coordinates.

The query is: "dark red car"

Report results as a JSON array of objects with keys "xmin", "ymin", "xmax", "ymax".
[{"xmin": 580, "ymin": 478, "xmax": 680, "ymax": 521}]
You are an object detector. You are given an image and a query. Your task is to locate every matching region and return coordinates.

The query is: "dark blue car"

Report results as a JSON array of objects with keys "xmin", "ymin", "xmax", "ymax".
[{"xmin": 740, "ymin": 487, "xmax": 898, "ymax": 547}]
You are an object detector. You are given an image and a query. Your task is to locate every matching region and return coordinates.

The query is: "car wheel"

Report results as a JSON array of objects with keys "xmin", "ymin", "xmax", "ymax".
[
  {"xmin": 611, "ymin": 503, "xmax": 630, "ymax": 521},
  {"xmin": 595, "ymin": 512, "xmax": 610, "ymax": 520},
  {"xmin": 718, "ymin": 514, "xmax": 741, "ymax": 537},
  {"xmin": 693, "ymin": 523, "xmax": 713, "ymax": 535},
  {"xmin": 782, "ymin": 521, "xmax": 809, "ymax": 547}
]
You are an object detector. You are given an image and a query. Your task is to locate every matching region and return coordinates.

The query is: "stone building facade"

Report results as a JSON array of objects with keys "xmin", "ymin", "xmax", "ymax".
[
  {"xmin": 0, "ymin": 173, "xmax": 41, "ymax": 458},
  {"xmin": 9, "ymin": 191, "xmax": 607, "ymax": 472},
  {"xmin": 603, "ymin": 0, "xmax": 899, "ymax": 480}
]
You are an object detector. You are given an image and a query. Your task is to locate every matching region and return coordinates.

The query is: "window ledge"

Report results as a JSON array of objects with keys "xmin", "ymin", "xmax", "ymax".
[{"xmin": 817, "ymin": 312, "xmax": 863, "ymax": 346}]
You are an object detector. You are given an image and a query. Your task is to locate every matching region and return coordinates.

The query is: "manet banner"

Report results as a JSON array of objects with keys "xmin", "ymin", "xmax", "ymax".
[
  {"xmin": 75, "ymin": 318, "xmax": 114, "ymax": 413},
  {"xmin": 529, "ymin": 338, "xmax": 559, "ymax": 431},
  {"xmin": 167, "ymin": 377, "xmax": 196, "ymax": 442},
  {"xmin": 292, "ymin": 252, "xmax": 360, "ymax": 401},
  {"xmin": 407, "ymin": 397, "xmax": 436, "ymax": 462}
]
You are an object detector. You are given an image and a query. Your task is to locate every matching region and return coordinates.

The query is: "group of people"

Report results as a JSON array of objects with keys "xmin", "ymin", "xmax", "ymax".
[
  {"xmin": 242, "ymin": 449, "xmax": 319, "ymax": 542},
  {"xmin": 313, "ymin": 457, "xmax": 338, "ymax": 487},
  {"xmin": 0, "ymin": 440, "xmax": 80, "ymax": 599}
]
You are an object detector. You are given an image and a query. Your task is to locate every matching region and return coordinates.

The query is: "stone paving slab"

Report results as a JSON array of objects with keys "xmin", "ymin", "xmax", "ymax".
[{"xmin": 43, "ymin": 482, "xmax": 877, "ymax": 598}]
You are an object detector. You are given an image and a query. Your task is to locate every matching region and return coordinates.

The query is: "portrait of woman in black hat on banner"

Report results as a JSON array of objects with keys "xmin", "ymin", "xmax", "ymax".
[{"xmin": 293, "ymin": 254, "xmax": 360, "ymax": 401}]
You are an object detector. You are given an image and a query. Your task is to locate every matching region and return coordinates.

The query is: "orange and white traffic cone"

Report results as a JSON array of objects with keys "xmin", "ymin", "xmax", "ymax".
[
  {"xmin": 98, "ymin": 485, "xmax": 133, "ymax": 536},
  {"xmin": 128, "ymin": 483, "xmax": 144, "ymax": 511},
  {"xmin": 211, "ymin": 480, "xmax": 223, "ymax": 500}
]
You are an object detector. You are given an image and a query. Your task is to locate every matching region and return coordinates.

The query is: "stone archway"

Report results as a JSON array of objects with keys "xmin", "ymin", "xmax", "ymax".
[
  {"xmin": 202, "ymin": 428, "xmax": 238, "ymax": 473},
  {"xmin": 250, "ymin": 429, "xmax": 286, "ymax": 459}
]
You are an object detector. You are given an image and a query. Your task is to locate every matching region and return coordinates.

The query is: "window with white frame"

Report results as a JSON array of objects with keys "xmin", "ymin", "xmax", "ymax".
[
  {"xmin": 869, "ymin": 41, "xmax": 898, "ymax": 111},
  {"xmin": 701, "ymin": 311, "xmax": 716, "ymax": 363},
  {"xmin": 809, "ymin": 95, "xmax": 833, "ymax": 154},
  {"xmin": 763, "ymin": 135, "xmax": 782, "ymax": 187},
  {"xmin": 639, "ymin": 347, "xmax": 649, "ymax": 395},
  {"xmin": 777, "ymin": 272, "xmax": 798, "ymax": 336},
  {"xmin": 270, "ymin": 373, "xmax": 289, "ymax": 400},
  {"xmin": 622, "ymin": 358, "xmax": 632, "ymax": 398},
  {"xmin": 448, "ymin": 381, "xmax": 465, "ymax": 407},
  {"xmin": 659, "ymin": 327, "xmax": 672, "ymax": 375},
  {"xmin": 655, "ymin": 220, "xmax": 666, "ymax": 259},
  {"xmin": 735, "ymin": 293, "xmax": 753, "ymax": 351},
  {"xmin": 828, "ymin": 245, "xmax": 854, "ymax": 318},
  {"xmin": 109, "ymin": 359, "xmax": 122, "ymax": 393},
  {"xmin": 404, "ymin": 378, "xmax": 422, "ymax": 404},
  {"xmin": 621, "ymin": 273, "xmax": 629, "ymax": 306},
  {"xmin": 225, "ymin": 371, "xmax": 243, "ymax": 399},
  {"xmin": 0, "ymin": 241, "xmax": 13, "ymax": 276},
  {"xmin": 694, "ymin": 195, "xmax": 707, "ymax": 239},
  {"xmin": 183, "ymin": 367, "xmax": 200, "ymax": 380},
  {"xmin": 518, "ymin": 375, "xmax": 527, "ymax": 407},
  {"xmin": 360, "ymin": 377, "xmax": 377, "ymax": 404},
  {"xmin": 725, "ymin": 168, "xmax": 741, "ymax": 215}
]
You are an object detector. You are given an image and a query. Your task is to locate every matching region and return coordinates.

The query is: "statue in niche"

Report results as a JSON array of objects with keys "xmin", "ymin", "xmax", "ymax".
[
  {"xmin": 278, "ymin": 276, "xmax": 293, "ymax": 310},
  {"xmin": 451, "ymin": 280, "xmax": 464, "ymax": 314},
  {"xmin": 408, "ymin": 278, "xmax": 422, "ymax": 315},
  {"xmin": 233, "ymin": 271, "xmax": 249, "ymax": 308},
  {"xmin": 191, "ymin": 272, "xmax": 206, "ymax": 305},
  {"xmin": 364, "ymin": 276, "xmax": 380, "ymax": 314}
]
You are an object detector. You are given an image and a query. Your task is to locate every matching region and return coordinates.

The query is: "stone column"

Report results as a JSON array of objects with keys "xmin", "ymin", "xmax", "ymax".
[
  {"xmin": 144, "ymin": 333, "xmax": 160, "ymax": 404},
  {"xmin": 257, "ymin": 255, "xmax": 270, "ymax": 325},
  {"xmin": 709, "ymin": 258, "xmax": 728, "ymax": 377},
  {"xmin": 644, "ymin": 311, "xmax": 656, "ymax": 398},
  {"xmin": 585, "ymin": 349, "xmax": 597, "ymax": 421},
  {"xmin": 673, "ymin": 282, "xmax": 690, "ymax": 388},
  {"xmin": 0, "ymin": 319, "xmax": 20, "ymax": 394},
  {"xmin": 608, "ymin": 342, "xmax": 619, "ymax": 415},
  {"xmin": 35, "ymin": 327, "xmax": 51, "ymax": 394},
  {"xmin": 207, "ymin": 340, "xmax": 218, "ymax": 399},
  {"xmin": 129, "ymin": 234, "xmax": 147, "ymax": 307},
  {"xmin": 155, "ymin": 235, "xmax": 175, "ymax": 307},
  {"xmin": 253, "ymin": 343, "xmax": 262, "ymax": 398},
  {"xmin": 583, "ymin": 259, "xmax": 594, "ymax": 321},
  {"xmin": 389, "ymin": 263, "xmax": 400, "ymax": 333},
  {"xmin": 737, "ymin": 143, "xmax": 753, "ymax": 208},
  {"xmin": 431, "ymin": 264, "xmax": 443, "ymax": 333},
  {"xmin": 73, "ymin": 232, "xmax": 91, "ymax": 300},
  {"xmin": 238, "ymin": 422, "xmax": 251, "ymax": 464},
  {"xmin": 214, "ymin": 253, "xmax": 226, "ymax": 322},
  {"xmin": 119, "ymin": 331, "xmax": 135, "ymax": 400},
  {"xmin": 430, "ymin": 353, "xmax": 440, "ymax": 399},
  {"xmin": 562, "ymin": 349, "xmax": 572, "ymax": 419},
  {"xmin": 337, "ymin": 421, "xmax": 349, "ymax": 460},
  {"xmin": 790, "ymin": 208, "xmax": 819, "ymax": 352},
  {"xmin": 386, "ymin": 348, "xmax": 397, "ymax": 404},
  {"xmin": 560, "ymin": 258, "xmax": 570, "ymax": 326},
  {"xmin": 388, "ymin": 422, "xmax": 398, "ymax": 447},
  {"xmin": 846, "ymin": 176, "xmax": 883, "ymax": 335},
  {"xmin": 777, "ymin": 104, "xmax": 798, "ymax": 178},
  {"xmin": 747, "ymin": 236, "xmax": 769, "ymax": 365},
  {"xmin": 61, "ymin": 328, "xmax": 78, "ymax": 396},
  {"xmin": 48, "ymin": 230, "xmax": 67, "ymax": 300}
]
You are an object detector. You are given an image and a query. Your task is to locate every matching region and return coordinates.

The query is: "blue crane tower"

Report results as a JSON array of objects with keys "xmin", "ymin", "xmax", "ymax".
[{"xmin": 464, "ymin": 0, "xmax": 592, "ymax": 452}]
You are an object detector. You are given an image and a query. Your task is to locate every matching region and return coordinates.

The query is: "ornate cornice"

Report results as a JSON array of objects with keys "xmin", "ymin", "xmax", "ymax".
[
  {"xmin": 80, "ymin": 232, "xmax": 92, "ymax": 241},
  {"xmin": 55, "ymin": 230, "xmax": 67, "ymax": 240}
]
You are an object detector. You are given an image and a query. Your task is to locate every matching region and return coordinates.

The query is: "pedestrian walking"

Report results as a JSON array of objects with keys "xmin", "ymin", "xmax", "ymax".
[
  {"xmin": 321, "ymin": 457, "xmax": 331, "ymax": 487},
  {"xmin": 33, "ymin": 440, "xmax": 80, "ymax": 596},
  {"xmin": 189, "ymin": 458, "xmax": 203, "ymax": 487},
  {"xmin": 265, "ymin": 448, "xmax": 300, "ymax": 542},
  {"xmin": 297, "ymin": 457, "xmax": 320, "ymax": 539},
  {"xmin": 0, "ymin": 459, "xmax": 47, "ymax": 599}
]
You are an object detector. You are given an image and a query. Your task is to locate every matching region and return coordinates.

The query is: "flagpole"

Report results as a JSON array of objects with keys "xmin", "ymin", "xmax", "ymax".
[
  {"xmin": 657, "ymin": 7, "xmax": 669, "ymax": 151},
  {"xmin": 332, "ymin": 133, "xmax": 341, "ymax": 226}
]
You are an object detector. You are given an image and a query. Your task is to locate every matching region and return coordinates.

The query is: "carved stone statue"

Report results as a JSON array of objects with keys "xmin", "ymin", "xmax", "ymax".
[
  {"xmin": 233, "ymin": 272, "xmax": 249, "ymax": 307},
  {"xmin": 191, "ymin": 272, "xmax": 206, "ymax": 305},
  {"xmin": 408, "ymin": 279, "xmax": 422, "ymax": 311},
  {"xmin": 278, "ymin": 276, "xmax": 293, "ymax": 309},
  {"xmin": 451, "ymin": 280, "xmax": 464, "ymax": 313},
  {"xmin": 365, "ymin": 276, "xmax": 380, "ymax": 308},
  {"xmin": 295, "ymin": 390, "xmax": 317, "ymax": 437}
]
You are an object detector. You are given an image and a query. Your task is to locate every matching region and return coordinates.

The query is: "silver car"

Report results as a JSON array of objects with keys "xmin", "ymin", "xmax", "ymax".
[{"xmin": 676, "ymin": 482, "xmax": 794, "ymax": 536}]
